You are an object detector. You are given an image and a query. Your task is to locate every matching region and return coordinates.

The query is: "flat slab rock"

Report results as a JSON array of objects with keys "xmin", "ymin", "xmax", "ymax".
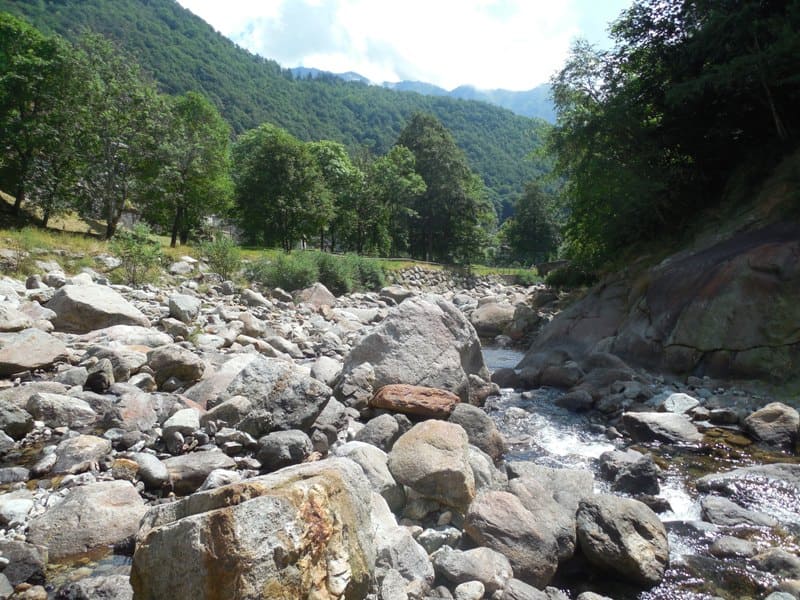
[
  {"xmin": 370, "ymin": 384, "xmax": 460, "ymax": 419},
  {"xmin": 0, "ymin": 328, "xmax": 68, "ymax": 376},
  {"xmin": 622, "ymin": 411, "xmax": 703, "ymax": 444},
  {"xmin": 47, "ymin": 284, "xmax": 150, "ymax": 333}
]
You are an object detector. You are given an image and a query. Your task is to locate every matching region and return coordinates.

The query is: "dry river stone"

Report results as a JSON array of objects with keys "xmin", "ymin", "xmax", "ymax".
[
  {"xmin": 52, "ymin": 434, "xmax": 112, "ymax": 475},
  {"xmin": 370, "ymin": 384, "xmax": 460, "ymax": 419},
  {"xmin": 464, "ymin": 490, "xmax": 559, "ymax": 588},
  {"xmin": 168, "ymin": 293, "xmax": 201, "ymax": 324},
  {"xmin": 163, "ymin": 450, "xmax": 236, "ymax": 495},
  {"xmin": 432, "ymin": 546, "xmax": 513, "ymax": 595},
  {"xmin": 388, "ymin": 420, "xmax": 475, "ymax": 511},
  {"xmin": 0, "ymin": 328, "xmax": 68, "ymax": 376},
  {"xmin": 0, "ymin": 304, "xmax": 34, "ymax": 332},
  {"xmin": 131, "ymin": 458, "xmax": 375, "ymax": 600},
  {"xmin": 744, "ymin": 402, "xmax": 800, "ymax": 449},
  {"xmin": 448, "ymin": 403, "xmax": 507, "ymax": 461},
  {"xmin": 47, "ymin": 284, "xmax": 150, "ymax": 333},
  {"xmin": 576, "ymin": 494, "xmax": 669, "ymax": 586},
  {"xmin": 147, "ymin": 344, "xmax": 205, "ymax": 388},
  {"xmin": 26, "ymin": 393, "xmax": 96, "ymax": 430},
  {"xmin": 27, "ymin": 480, "xmax": 146, "ymax": 561}
]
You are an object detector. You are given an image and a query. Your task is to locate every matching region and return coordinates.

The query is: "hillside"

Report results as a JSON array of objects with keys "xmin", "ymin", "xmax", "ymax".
[{"xmin": 0, "ymin": 0, "xmax": 551, "ymax": 215}]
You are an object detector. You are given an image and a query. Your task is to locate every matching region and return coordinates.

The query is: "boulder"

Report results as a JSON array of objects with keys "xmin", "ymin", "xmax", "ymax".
[
  {"xmin": 622, "ymin": 411, "xmax": 703, "ymax": 444},
  {"xmin": 744, "ymin": 402, "xmax": 800, "ymax": 449},
  {"xmin": 0, "ymin": 304, "xmax": 34, "ymax": 332},
  {"xmin": 354, "ymin": 413, "xmax": 401, "ymax": 452},
  {"xmin": 464, "ymin": 490, "xmax": 559, "ymax": 588},
  {"xmin": 0, "ymin": 328, "xmax": 68, "ymax": 376},
  {"xmin": 701, "ymin": 495, "xmax": 778, "ymax": 527},
  {"xmin": 0, "ymin": 540, "xmax": 46, "ymax": 586},
  {"xmin": 448, "ymin": 403, "xmax": 507, "ymax": 461},
  {"xmin": 47, "ymin": 284, "xmax": 150, "ymax": 333},
  {"xmin": 26, "ymin": 393, "xmax": 96, "ymax": 430},
  {"xmin": 576, "ymin": 494, "xmax": 669, "ymax": 587},
  {"xmin": 27, "ymin": 480, "xmax": 146, "ymax": 560},
  {"xmin": 334, "ymin": 441, "xmax": 405, "ymax": 512},
  {"xmin": 470, "ymin": 302, "xmax": 516, "ymax": 337},
  {"xmin": 147, "ymin": 344, "xmax": 205, "ymax": 388},
  {"xmin": 295, "ymin": 282, "xmax": 337, "ymax": 306},
  {"xmin": 130, "ymin": 452, "xmax": 170, "ymax": 490},
  {"xmin": 168, "ymin": 293, "xmax": 202, "ymax": 324},
  {"xmin": 370, "ymin": 384, "xmax": 460, "ymax": 419},
  {"xmin": 55, "ymin": 574, "xmax": 133, "ymax": 600},
  {"xmin": 163, "ymin": 450, "xmax": 237, "ymax": 496},
  {"xmin": 388, "ymin": 420, "xmax": 475, "ymax": 511},
  {"xmin": 185, "ymin": 354, "xmax": 330, "ymax": 430},
  {"xmin": 162, "ymin": 408, "xmax": 201, "ymax": 437},
  {"xmin": 0, "ymin": 402, "xmax": 33, "ymax": 440},
  {"xmin": 131, "ymin": 458, "xmax": 375, "ymax": 600},
  {"xmin": 52, "ymin": 434, "xmax": 112, "ymax": 475},
  {"xmin": 432, "ymin": 546, "xmax": 513, "ymax": 595},
  {"xmin": 257, "ymin": 430, "xmax": 313, "ymax": 471},
  {"xmin": 336, "ymin": 295, "xmax": 489, "ymax": 404}
]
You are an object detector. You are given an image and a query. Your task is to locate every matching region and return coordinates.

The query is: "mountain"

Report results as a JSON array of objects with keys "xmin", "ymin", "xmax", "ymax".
[{"xmin": 0, "ymin": 0, "xmax": 551, "ymax": 215}]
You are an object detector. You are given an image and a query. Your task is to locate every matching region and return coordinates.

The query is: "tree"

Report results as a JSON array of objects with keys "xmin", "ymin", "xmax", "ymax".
[
  {"xmin": 0, "ymin": 13, "xmax": 76, "ymax": 215},
  {"xmin": 73, "ymin": 34, "xmax": 162, "ymax": 239},
  {"xmin": 233, "ymin": 123, "xmax": 331, "ymax": 251},
  {"xmin": 397, "ymin": 113, "xmax": 494, "ymax": 264},
  {"xmin": 499, "ymin": 182, "xmax": 560, "ymax": 265},
  {"xmin": 366, "ymin": 145, "xmax": 426, "ymax": 256},
  {"xmin": 307, "ymin": 140, "xmax": 361, "ymax": 250},
  {"xmin": 145, "ymin": 92, "xmax": 233, "ymax": 247}
]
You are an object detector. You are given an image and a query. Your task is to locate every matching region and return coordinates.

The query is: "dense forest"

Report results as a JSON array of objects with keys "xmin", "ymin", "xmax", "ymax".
[{"xmin": 0, "ymin": 0, "xmax": 551, "ymax": 219}]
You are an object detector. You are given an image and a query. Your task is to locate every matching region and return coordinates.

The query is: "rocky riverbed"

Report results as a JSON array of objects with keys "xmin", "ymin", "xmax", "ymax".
[{"xmin": 0, "ymin": 254, "xmax": 798, "ymax": 600}]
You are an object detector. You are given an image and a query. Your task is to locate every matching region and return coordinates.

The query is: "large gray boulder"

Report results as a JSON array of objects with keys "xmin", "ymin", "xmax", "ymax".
[
  {"xmin": 147, "ymin": 344, "xmax": 205, "ymax": 388},
  {"xmin": 508, "ymin": 477, "xmax": 578, "ymax": 561},
  {"xmin": 388, "ymin": 420, "xmax": 475, "ymax": 511},
  {"xmin": 744, "ymin": 402, "xmax": 800, "ymax": 449},
  {"xmin": 576, "ymin": 494, "xmax": 669, "ymax": 587},
  {"xmin": 51, "ymin": 434, "xmax": 112, "ymax": 475},
  {"xmin": 0, "ymin": 328, "xmax": 68, "ymax": 376},
  {"xmin": 185, "ymin": 354, "xmax": 330, "ymax": 430},
  {"xmin": 163, "ymin": 450, "xmax": 237, "ymax": 496},
  {"xmin": 27, "ymin": 480, "xmax": 146, "ymax": 560},
  {"xmin": 432, "ymin": 546, "xmax": 513, "ymax": 595},
  {"xmin": 464, "ymin": 490, "xmax": 559, "ymax": 588},
  {"xmin": 448, "ymin": 403, "xmax": 507, "ymax": 461},
  {"xmin": 47, "ymin": 284, "xmax": 150, "ymax": 333},
  {"xmin": 26, "ymin": 393, "xmax": 96, "ymax": 429},
  {"xmin": 0, "ymin": 304, "xmax": 34, "ymax": 332},
  {"xmin": 622, "ymin": 411, "xmax": 703, "ymax": 444},
  {"xmin": 131, "ymin": 458, "xmax": 375, "ymax": 600},
  {"xmin": 168, "ymin": 293, "xmax": 202, "ymax": 324},
  {"xmin": 336, "ymin": 295, "xmax": 489, "ymax": 404},
  {"xmin": 470, "ymin": 301, "xmax": 516, "ymax": 338},
  {"xmin": 334, "ymin": 441, "xmax": 405, "ymax": 512}
]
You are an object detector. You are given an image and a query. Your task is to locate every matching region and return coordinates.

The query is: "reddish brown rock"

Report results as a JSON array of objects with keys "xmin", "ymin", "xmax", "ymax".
[{"xmin": 370, "ymin": 384, "xmax": 459, "ymax": 418}]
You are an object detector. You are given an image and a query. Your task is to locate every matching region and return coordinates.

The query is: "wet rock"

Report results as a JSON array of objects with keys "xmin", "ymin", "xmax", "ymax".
[
  {"xmin": 448, "ymin": 403, "xmax": 507, "ymax": 461},
  {"xmin": 168, "ymin": 293, "xmax": 201, "ymax": 324},
  {"xmin": 131, "ymin": 458, "xmax": 375, "ymax": 600},
  {"xmin": 754, "ymin": 548, "xmax": 800, "ymax": 580},
  {"xmin": 370, "ymin": 384, "xmax": 460, "ymax": 419},
  {"xmin": 491, "ymin": 368, "xmax": 523, "ymax": 389},
  {"xmin": 576, "ymin": 494, "xmax": 669, "ymax": 587},
  {"xmin": 744, "ymin": 402, "xmax": 800, "ymax": 449},
  {"xmin": 709, "ymin": 536, "xmax": 757, "ymax": 558},
  {"xmin": 465, "ymin": 490, "xmax": 559, "ymax": 588},
  {"xmin": 0, "ymin": 328, "xmax": 68, "ymax": 376},
  {"xmin": 47, "ymin": 284, "xmax": 150, "ymax": 333},
  {"xmin": 388, "ymin": 420, "xmax": 475, "ymax": 511},
  {"xmin": 28, "ymin": 480, "xmax": 146, "ymax": 561},
  {"xmin": 256, "ymin": 429, "xmax": 313, "ymax": 471},
  {"xmin": 432, "ymin": 546, "xmax": 513, "ymax": 595},
  {"xmin": 555, "ymin": 389, "xmax": 595, "ymax": 412},
  {"xmin": 612, "ymin": 455, "xmax": 660, "ymax": 496},
  {"xmin": 622, "ymin": 411, "xmax": 703, "ymax": 444},
  {"xmin": 147, "ymin": 344, "xmax": 205, "ymax": 389},
  {"xmin": 163, "ymin": 450, "xmax": 237, "ymax": 495},
  {"xmin": 52, "ymin": 434, "xmax": 112, "ymax": 475},
  {"xmin": 336, "ymin": 295, "xmax": 488, "ymax": 404},
  {"xmin": 701, "ymin": 495, "xmax": 778, "ymax": 527}
]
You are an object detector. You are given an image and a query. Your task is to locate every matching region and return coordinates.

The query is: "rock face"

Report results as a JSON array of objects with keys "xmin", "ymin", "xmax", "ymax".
[
  {"xmin": 388, "ymin": 420, "xmax": 475, "ymax": 511},
  {"xmin": 27, "ymin": 480, "xmax": 146, "ymax": 560},
  {"xmin": 47, "ymin": 284, "xmax": 150, "ymax": 333},
  {"xmin": 0, "ymin": 328, "xmax": 68, "ymax": 376},
  {"xmin": 131, "ymin": 459, "xmax": 375, "ymax": 600},
  {"xmin": 370, "ymin": 384, "xmax": 460, "ymax": 419},
  {"xmin": 337, "ymin": 295, "xmax": 489, "ymax": 403},
  {"xmin": 576, "ymin": 494, "xmax": 669, "ymax": 587},
  {"xmin": 517, "ymin": 223, "xmax": 800, "ymax": 384}
]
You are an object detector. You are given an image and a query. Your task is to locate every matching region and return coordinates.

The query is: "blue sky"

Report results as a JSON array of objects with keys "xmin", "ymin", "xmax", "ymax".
[{"xmin": 177, "ymin": 0, "xmax": 632, "ymax": 91}]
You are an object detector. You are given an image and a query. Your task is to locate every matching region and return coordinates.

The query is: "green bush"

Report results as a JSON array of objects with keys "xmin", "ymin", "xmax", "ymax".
[
  {"xmin": 350, "ymin": 255, "xmax": 386, "ymax": 291},
  {"xmin": 200, "ymin": 234, "xmax": 242, "ymax": 281},
  {"xmin": 545, "ymin": 263, "xmax": 597, "ymax": 289},
  {"xmin": 313, "ymin": 251, "xmax": 354, "ymax": 296},
  {"xmin": 246, "ymin": 252, "xmax": 319, "ymax": 292},
  {"xmin": 109, "ymin": 223, "xmax": 163, "ymax": 286},
  {"xmin": 514, "ymin": 270, "xmax": 541, "ymax": 286}
]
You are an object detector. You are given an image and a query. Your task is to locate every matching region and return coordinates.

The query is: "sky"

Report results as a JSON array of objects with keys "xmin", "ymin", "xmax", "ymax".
[{"xmin": 176, "ymin": 0, "xmax": 632, "ymax": 91}]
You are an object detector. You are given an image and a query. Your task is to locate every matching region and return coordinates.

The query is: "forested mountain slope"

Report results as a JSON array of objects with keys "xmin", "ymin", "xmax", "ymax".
[{"xmin": 1, "ymin": 0, "xmax": 550, "ymax": 213}]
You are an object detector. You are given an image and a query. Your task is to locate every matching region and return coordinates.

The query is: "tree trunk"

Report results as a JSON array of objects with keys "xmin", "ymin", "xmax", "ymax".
[
  {"xmin": 319, "ymin": 228, "xmax": 325, "ymax": 251},
  {"xmin": 42, "ymin": 208, "xmax": 50, "ymax": 229},
  {"xmin": 13, "ymin": 186, "xmax": 24, "ymax": 215},
  {"xmin": 170, "ymin": 206, "xmax": 182, "ymax": 248}
]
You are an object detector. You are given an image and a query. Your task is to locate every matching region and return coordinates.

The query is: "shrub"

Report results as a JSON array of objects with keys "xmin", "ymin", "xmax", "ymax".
[
  {"xmin": 109, "ymin": 223, "xmax": 163, "ymax": 286},
  {"xmin": 350, "ymin": 255, "xmax": 386, "ymax": 291},
  {"xmin": 313, "ymin": 251, "xmax": 354, "ymax": 295},
  {"xmin": 200, "ymin": 233, "xmax": 242, "ymax": 280},
  {"xmin": 246, "ymin": 252, "xmax": 319, "ymax": 292},
  {"xmin": 514, "ymin": 270, "xmax": 541, "ymax": 286},
  {"xmin": 545, "ymin": 263, "xmax": 597, "ymax": 289}
]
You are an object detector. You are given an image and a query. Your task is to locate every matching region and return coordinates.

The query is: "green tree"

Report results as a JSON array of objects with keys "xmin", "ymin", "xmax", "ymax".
[
  {"xmin": 233, "ymin": 123, "xmax": 331, "ymax": 251},
  {"xmin": 0, "ymin": 13, "xmax": 76, "ymax": 215},
  {"xmin": 397, "ymin": 113, "xmax": 494, "ymax": 264},
  {"xmin": 499, "ymin": 182, "xmax": 560, "ymax": 265},
  {"xmin": 145, "ymin": 91, "xmax": 233, "ymax": 247},
  {"xmin": 73, "ymin": 34, "xmax": 162, "ymax": 239}
]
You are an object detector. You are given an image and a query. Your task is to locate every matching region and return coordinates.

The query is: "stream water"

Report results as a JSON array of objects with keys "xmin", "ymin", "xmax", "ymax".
[{"xmin": 481, "ymin": 346, "xmax": 800, "ymax": 600}]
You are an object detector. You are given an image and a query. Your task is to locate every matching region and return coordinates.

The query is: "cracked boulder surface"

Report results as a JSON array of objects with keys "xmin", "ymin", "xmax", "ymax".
[{"xmin": 518, "ymin": 223, "xmax": 800, "ymax": 383}]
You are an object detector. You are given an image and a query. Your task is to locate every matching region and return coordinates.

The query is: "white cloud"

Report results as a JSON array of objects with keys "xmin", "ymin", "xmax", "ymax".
[{"xmin": 177, "ymin": 0, "xmax": 627, "ymax": 90}]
